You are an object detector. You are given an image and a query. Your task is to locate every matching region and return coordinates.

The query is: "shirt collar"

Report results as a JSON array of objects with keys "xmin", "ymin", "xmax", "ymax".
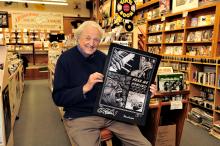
[{"xmin": 76, "ymin": 45, "xmax": 95, "ymax": 61}]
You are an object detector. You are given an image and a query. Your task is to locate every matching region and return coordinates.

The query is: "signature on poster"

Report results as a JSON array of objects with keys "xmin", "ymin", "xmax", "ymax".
[{"xmin": 97, "ymin": 107, "xmax": 118, "ymax": 116}]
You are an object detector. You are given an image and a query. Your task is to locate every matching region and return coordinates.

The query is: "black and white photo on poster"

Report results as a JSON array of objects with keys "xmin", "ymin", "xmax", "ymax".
[
  {"xmin": 100, "ymin": 72, "xmax": 131, "ymax": 108},
  {"xmin": 109, "ymin": 48, "xmax": 155, "ymax": 80},
  {"xmin": 94, "ymin": 43, "xmax": 161, "ymax": 125}
]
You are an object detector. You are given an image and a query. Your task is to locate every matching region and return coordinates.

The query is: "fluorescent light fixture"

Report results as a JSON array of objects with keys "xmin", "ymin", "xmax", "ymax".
[{"xmin": 0, "ymin": 0, "xmax": 68, "ymax": 5}]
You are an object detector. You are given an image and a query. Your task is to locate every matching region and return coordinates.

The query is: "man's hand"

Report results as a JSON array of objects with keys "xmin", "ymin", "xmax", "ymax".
[
  {"xmin": 150, "ymin": 84, "xmax": 157, "ymax": 98},
  {"xmin": 83, "ymin": 72, "xmax": 104, "ymax": 94}
]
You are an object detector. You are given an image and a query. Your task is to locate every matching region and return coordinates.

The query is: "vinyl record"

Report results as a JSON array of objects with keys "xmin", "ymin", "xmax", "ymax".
[{"xmin": 125, "ymin": 22, "xmax": 133, "ymax": 31}]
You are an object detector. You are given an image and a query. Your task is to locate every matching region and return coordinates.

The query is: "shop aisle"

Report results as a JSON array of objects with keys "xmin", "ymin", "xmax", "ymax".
[
  {"xmin": 13, "ymin": 80, "xmax": 220, "ymax": 146},
  {"xmin": 14, "ymin": 80, "xmax": 71, "ymax": 146}
]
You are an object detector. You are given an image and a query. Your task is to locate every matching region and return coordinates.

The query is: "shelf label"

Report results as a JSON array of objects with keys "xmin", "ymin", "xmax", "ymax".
[
  {"xmin": 183, "ymin": 11, "xmax": 188, "ymax": 17},
  {"xmin": 161, "ymin": 16, "xmax": 166, "ymax": 21},
  {"xmin": 170, "ymin": 101, "xmax": 183, "ymax": 110}
]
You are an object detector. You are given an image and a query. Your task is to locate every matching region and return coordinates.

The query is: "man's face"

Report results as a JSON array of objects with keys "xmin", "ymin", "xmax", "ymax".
[{"xmin": 78, "ymin": 26, "xmax": 101, "ymax": 57}]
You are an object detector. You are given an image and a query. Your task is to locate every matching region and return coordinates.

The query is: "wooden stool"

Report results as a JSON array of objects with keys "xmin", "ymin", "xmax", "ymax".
[{"xmin": 100, "ymin": 128, "xmax": 113, "ymax": 146}]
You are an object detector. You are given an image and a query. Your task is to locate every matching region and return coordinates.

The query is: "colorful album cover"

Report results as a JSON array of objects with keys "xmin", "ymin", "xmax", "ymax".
[
  {"xmin": 157, "ymin": 73, "xmax": 184, "ymax": 92},
  {"xmin": 94, "ymin": 43, "xmax": 161, "ymax": 125}
]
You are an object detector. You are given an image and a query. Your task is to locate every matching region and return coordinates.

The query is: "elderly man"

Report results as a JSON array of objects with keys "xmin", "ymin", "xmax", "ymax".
[{"xmin": 52, "ymin": 21, "xmax": 156, "ymax": 146}]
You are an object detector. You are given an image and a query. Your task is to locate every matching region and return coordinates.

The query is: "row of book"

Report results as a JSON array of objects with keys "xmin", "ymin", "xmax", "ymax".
[
  {"xmin": 190, "ymin": 14, "xmax": 215, "ymax": 27},
  {"xmin": 187, "ymin": 29, "xmax": 213, "ymax": 42},
  {"xmin": 165, "ymin": 33, "xmax": 183, "ymax": 43},
  {"xmin": 148, "ymin": 19, "xmax": 185, "ymax": 33},
  {"xmin": 160, "ymin": 62, "xmax": 188, "ymax": 72},
  {"xmin": 6, "ymin": 45, "xmax": 33, "ymax": 52},
  {"xmin": 189, "ymin": 96, "xmax": 214, "ymax": 110},
  {"xmin": 148, "ymin": 34, "xmax": 162, "ymax": 43},
  {"xmin": 165, "ymin": 19, "xmax": 185, "ymax": 31},
  {"xmin": 148, "ymin": 46, "xmax": 161, "ymax": 54},
  {"xmin": 133, "ymin": 7, "xmax": 161, "ymax": 24},
  {"xmin": 148, "ymin": 30, "xmax": 212, "ymax": 44},
  {"xmin": 164, "ymin": 46, "xmax": 183, "ymax": 55},
  {"xmin": 148, "ymin": 23, "xmax": 163, "ymax": 33},
  {"xmin": 188, "ymin": 107, "xmax": 213, "ymax": 130},
  {"xmin": 186, "ymin": 45, "xmax": 212, "ymax": 57},
  {"xmin": 211, "ymin": 121, "xmax": 220, "ymax": 137},
  {"xmin": 192, "ymin": 71, "xmax": 216, "ymax": 86}
]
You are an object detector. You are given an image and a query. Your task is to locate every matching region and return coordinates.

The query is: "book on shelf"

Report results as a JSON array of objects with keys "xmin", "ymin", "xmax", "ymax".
[
  {"xmin": 198, "ymin": 15, "xmax": 215, "ymax": 26},
  {"xmin": 195, "ymin": 31, "xmax": 202, "ymax": 42},
  {"xmin": 191, "ymin": 17, "xmax": 198, "ymax": 27},
  {"xmin": 202, "ymin": 29, "xmax": 213, "ymax": 42},
  {"xmin": 187, "ymin": 32, "xmax": 195, "ymax": 42}
]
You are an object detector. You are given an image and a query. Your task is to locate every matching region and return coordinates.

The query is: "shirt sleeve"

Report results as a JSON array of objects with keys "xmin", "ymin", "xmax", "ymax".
[{"xmin": 52, "ymin": 56, "xmax": 86, "ymax": 107}]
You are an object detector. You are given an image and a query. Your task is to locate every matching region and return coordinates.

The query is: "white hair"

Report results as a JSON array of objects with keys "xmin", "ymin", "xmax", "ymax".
[{"xmin": 74, "ymin": 21, "xmax": 104, "ymax": 41}]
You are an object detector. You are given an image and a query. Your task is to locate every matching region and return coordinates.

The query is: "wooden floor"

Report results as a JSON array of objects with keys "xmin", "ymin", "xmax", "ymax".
[{"xmin": 13, "ymin": 80, "xmax": 220, "ymax": 146}]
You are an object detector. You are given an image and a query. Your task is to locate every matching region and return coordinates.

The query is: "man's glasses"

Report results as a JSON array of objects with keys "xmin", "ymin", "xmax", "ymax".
[{"xmin": 81, "ymin": 35, "xmax": 101, "ymax": 44}]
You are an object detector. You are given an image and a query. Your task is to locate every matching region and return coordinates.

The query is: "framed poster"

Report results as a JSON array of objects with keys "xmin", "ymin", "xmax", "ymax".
[
  {"xmin": 157, "ymin": 73, "xmax": 184, "ymax": 92},
  {"xmin": 0, "ymin": 11, "xmax": 8, "ymax": 28},
  {"xmin": 94, "ymin": 43, "xmax": 161, "ymax": 125},
  {"xmin": 172, "ymin": 0, "xmax": 198, "ymax": 13}
]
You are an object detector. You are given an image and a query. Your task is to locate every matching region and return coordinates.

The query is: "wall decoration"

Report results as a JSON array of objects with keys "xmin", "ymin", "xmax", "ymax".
[
  {"xmin": 116, "ymin": 0, "xmax": 136, "ymax": 19},
  {"xmin": 11, "ymin": 11, "xmax": 63, "ymax": 31},
  {"xmin": 172, "ymin": 0, "xmax": 199, "ymax": 13},
  {"xmin": 159, "ymin": 0, "xmax": 171, "ymax": 15},
  {"xmin": 0, "ymin": 11, "xmax": 9, "ymax": 28},
  {"xmin": 94, "ymin": 43, "xmax": 161, "ymax": 125},
  {"xmin": 99, "ymin": 0, "xmax": 112, "ymax": 18}
]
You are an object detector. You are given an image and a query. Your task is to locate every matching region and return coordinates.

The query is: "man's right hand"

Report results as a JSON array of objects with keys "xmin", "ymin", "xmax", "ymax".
[{"xmin": 83, "ymin": 72, "xmax": 104, "ymax": 94}]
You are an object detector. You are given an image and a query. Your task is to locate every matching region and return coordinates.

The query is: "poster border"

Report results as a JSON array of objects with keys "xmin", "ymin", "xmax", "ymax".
[{"xmin": 94, "ymin": 43, "xmax": 161, "ymax": 125}]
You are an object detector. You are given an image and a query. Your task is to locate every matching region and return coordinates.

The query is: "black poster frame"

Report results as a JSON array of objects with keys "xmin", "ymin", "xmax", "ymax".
[{"xmin": 94, "ymin": 43, "xmax": 161, "ymax": 125}]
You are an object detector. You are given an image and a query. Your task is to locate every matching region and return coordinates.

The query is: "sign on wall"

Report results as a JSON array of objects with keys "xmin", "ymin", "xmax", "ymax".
[{"xmin": 11, "ymin": 12, "xmax": 63, "ymax": 31}]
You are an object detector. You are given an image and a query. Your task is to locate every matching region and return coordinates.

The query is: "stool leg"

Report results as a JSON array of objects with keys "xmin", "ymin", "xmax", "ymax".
[{"xmin": 105, "ymin": 139, "xmax": 112, "ymax": 146}]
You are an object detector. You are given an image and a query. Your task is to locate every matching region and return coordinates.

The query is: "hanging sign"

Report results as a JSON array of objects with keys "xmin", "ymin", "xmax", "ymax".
[
  {"xmin": 116, "ymin": 0, "xmax": 136, "ymax": 19},
  {"xmin": 11, "ymin": 12, "xmax": 63, "ymax": 31}
]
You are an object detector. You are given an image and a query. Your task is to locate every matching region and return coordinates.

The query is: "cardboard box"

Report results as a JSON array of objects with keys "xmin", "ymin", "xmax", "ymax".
[{"xmin": 155, "ymin": 124, "xmax": 176, "ymax": 146}]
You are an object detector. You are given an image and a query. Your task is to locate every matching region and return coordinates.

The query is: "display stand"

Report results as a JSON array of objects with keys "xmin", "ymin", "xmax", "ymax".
[
  {"xmin": 140, "ymin": 91, "xmax": 189, "ymax": 146},
  {"xmin": 0, "ymin": 46, "xmax": 13, "ymax": 146},
  {"xmin": 0, "ymin": 46, "xmax": 24, "ymax": 146}
]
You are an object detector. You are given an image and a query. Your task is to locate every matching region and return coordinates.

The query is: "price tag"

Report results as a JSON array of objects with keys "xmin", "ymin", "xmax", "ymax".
[
  {"xmin": 161, "ymin": 16, "xmax": 166, "ymax": 21},
  {"xmin": 183, "ymin": 11, "xmax": 188, "ymax": 17},
  {"xmin": 170, "ymin": 101, "xmax": 183, "ymax": 110}
]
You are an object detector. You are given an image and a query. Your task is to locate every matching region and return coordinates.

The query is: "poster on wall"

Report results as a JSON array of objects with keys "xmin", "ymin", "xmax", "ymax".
[
  {"xmin": 159, "ymin": 0, "xmax": 171, "ymax": 15},
  {"xmin": 99, "ymin": 0, "xmax": 112, "ymax": 18},
  {"xmin": 172, "ymin": 0, "xmax": 199, "ymax": 13},
  {"xmin": 2, "ymin": 85, "xmax": 11, "ymax": 144},
  {"xmin": 0, "ymin": 11, "xmax": 8, "ymax": 28},
  {"xmin": 94, "ymin": 43, "xmax": 161, "ymax": 125}
]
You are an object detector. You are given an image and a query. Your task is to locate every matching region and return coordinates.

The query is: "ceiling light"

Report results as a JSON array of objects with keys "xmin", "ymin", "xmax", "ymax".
[{"xmin": 0, "ymin": 0, "xmax": 68, "ymax": 5}]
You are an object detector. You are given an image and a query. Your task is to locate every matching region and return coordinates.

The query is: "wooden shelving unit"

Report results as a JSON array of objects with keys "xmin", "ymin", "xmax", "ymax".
[
  {"xmin": 0, "ymin": 46, "xmax": 24, "ymax": 146},
  {"xmin": 133, "ymin": 0, "xmax": 220, "ymax": 142}
]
